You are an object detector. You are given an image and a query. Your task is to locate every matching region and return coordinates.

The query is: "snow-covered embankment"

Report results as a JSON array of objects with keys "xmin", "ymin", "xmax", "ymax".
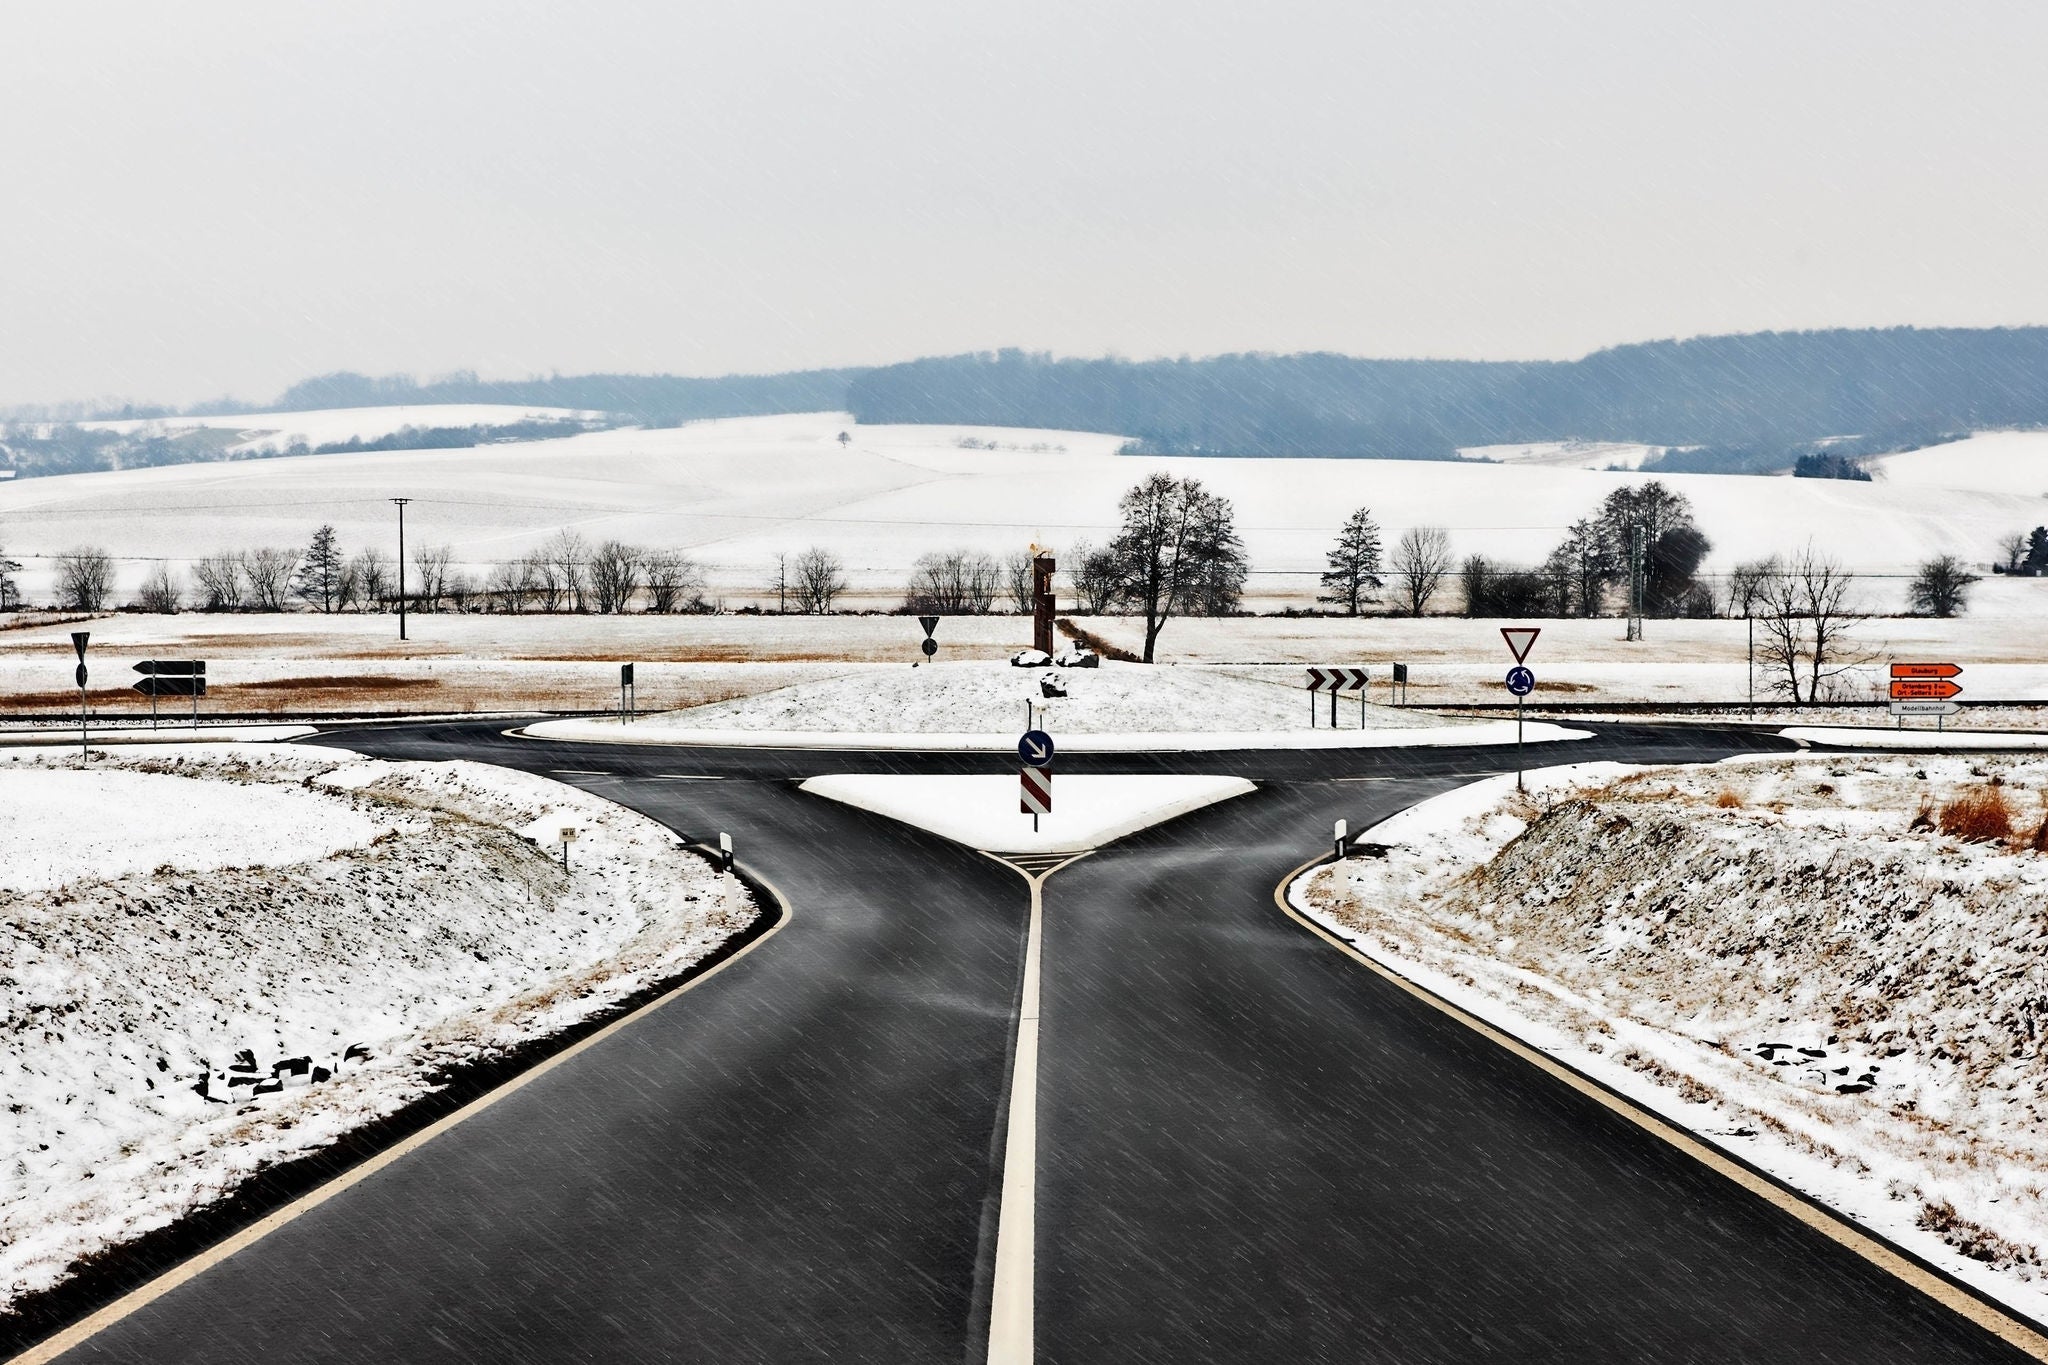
[
  {"xmin": 0, "ymin": 744, "xmax": 758, "ymax": 1314},
  {"xmin": 1290, "ymin": 756, "xmax": 2048, "ymax": 1324}
]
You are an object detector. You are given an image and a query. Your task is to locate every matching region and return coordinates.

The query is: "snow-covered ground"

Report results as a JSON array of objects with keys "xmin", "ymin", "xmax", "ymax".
[
  {"xmin": 1456, "ymin": 439, "xmax": 1667, "ymax": 471},
  {"xmin": 0, "ymin": 743, "xmax": 757, "ymax": 1313},
  {"xmin": 76, "ymin": 404, "xmax": 603, "ymax": 455},
  {"xmin": 1291, "ymin": 755, "xmax": 2048, "ymax": 1323},
  {"xmin": 1, "ymin": 411, "xmax": 2039, "ymax": 612},
  {"xmin": 1870, "ymin": 430, "xmax": 2048, "ymax": 499},
  {"xmin": 800, "ymin": 773, "xmax": 1255, "ymax": 854}
]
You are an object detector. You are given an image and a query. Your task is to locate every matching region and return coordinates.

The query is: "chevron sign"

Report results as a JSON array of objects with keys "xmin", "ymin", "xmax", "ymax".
[
  {"xmin": 1020, "ymin": 765, "xmax": 1052, "ymax": 815},
  {"xmin": 1305, "ymin": 667, "xmax": 1370, "ymax": 692}
]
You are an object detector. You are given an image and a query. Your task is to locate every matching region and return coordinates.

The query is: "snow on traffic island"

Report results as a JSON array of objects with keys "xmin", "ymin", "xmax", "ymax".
[
  {"xmin": 1783, "ymin": 726, "xmax": 2048, "ymax": 752},
  {"xmin": 800, "ymin": 773, "xmax": 1255, "ymax": 855},
  {"xmin": 1289, "ymin": 755, "xmax": 2048, "ymax": 1327},
  {"xmin": 523, "ymin": 661, "xmax": 1588, "ymax": 752},
  {"xmin": 0, "ymin": 744, "xmax": 758, "ymax": 1317}
]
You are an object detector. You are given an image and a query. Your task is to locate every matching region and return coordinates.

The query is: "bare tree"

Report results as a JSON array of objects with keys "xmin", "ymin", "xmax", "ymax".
[
  {"xmin": 193, "ymin": 552, "xmax": 247, "ymax": 611},
  {"xmin": 54, "ymin": 547, "xmax": 116, "ymax": 611},
  {"xmin": 243, "ymin": 547, "xmax": 299, "ymax": 610},
  {"xmin": 410, "ymin": 544, "xmax": 453, "ymax": 611},
  {"xmin": 444, "ymin": 570, "xmax": 478, "ymax": 613},
  {"xmin": 587, "ymin": 540, "xmax": 643, "ymax": 613},
  {"xmin": 1998, "ymin": 532, "xmax": 2029, "ymax": 575},
  {"xmin": 135, "ymin": 563, "xmax": 181, "ymax": 613},
  {"xmin": 527, "ymin": 552, "xmax": 564, "ymax": 612},
  {"xmin": 0, "ymin": 542, "xmax": 19, "ymax": 609},
  {"xmin": 771, "ymin": 551, "xmax": 789, "ymax": 613},
  {"xmin": 790, "ymin": 546, "xmax": 848, "ymax": 613},
  {"xmin": 1755, "ymin": 546, "xmax": 1869, "ymax": 704},
  {"xmin": 1390, "ymin": 526, "xmax": 1452, "ymax": 617},
  {"xmin": 541, "ymin": 530, "xmax": 590, "ymax": 612},
  {"xmin": 350, "ymin": 548, "xmax": 393, "ymax": 611},
  {"xmin": 1004, "ymin": 551, "xmax": 1037, "ymax": 614},
  {"xmin": 1725, "ymin": 557, "xmax": 1776, "ymax": 618},
  {"xmin": 643, "ymin": 550, "xmax": 705, "ymax": 613},
  {"xmin": 485, "ymin": 557, "xmax": 535, "ymax": 613},
  {"xmin": 905, "ymin": 549, "xmax": 1000, "ymax": 614},
  {"xmin": 1069, "ymin": 538, "xmax": 1121, "ymax": 615},
  {"xmin": 1106, "ymin": 473, "xmax": 1247, "ymax": 662},
  {"xmin": 1909, "ymin": 554, "xmax": 1980, "ymax": 618}
]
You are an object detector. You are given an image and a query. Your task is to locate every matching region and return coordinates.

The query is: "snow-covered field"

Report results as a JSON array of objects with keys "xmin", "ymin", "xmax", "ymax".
[
  {"xmin": 1456, "ymin": 439, "xmax": 1666, "ymax": 471},
  {"xmin": 77, "ymin": 404, "xmax": 603, "ymax": 455},
  {"xmin": 0, "ymin": 743, "xmax": 757, "ymax": 1312},
  {"xmin": 2, "ymin": 411, "xmax": 2041, "ymax": 613},
  {"xmin": 1871, "ymin": 430, "xmax": 2048, "ymax": 499},
  {"xmin": 1292, "ymin": 755, "xmax": 2048, "ymax": 1322}
]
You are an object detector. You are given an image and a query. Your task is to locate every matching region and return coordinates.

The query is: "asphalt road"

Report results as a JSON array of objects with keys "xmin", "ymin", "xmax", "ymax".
[{"xmin": 40, "ymin": 719, "xmax": 2039, "ymax": 1363}]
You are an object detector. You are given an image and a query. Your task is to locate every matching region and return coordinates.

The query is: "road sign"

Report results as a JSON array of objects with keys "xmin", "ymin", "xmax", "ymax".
[
  {"xmin": 1020, "ymin": 765, "xmax": 1052, "ymax": 816},
  {"xmin": 1505, "ymin": 666, "xmax": 1535, "ymax": 696},
  {"xmin": 134, "ymin": 659, "xmax": 205, "ymax": 675},
  {"xmin": 921, "ymin": 638, "xmax": 937, "ymax": 657},
  {"xmin": 1019, "ymin": 729, "xmax": 1054, "ymax": 765},
  {"xmin": 1891, "ymin": 662, "xmax": 1961, "ymax": 680},
  {"xmin": 1391, "ymin": 663, "xmax": 1408, "ymax": 684},
  {"xmin": 1890, "ymin": 700, "xmax": 1961, "ymax": 717},
  {"xmin": 1305, "ymin": 667, "xmax": 1370, "ymax": 692},
  {"xmin": 1890, "ymin": 678, "xmax": 1962, "ymax": 701},
  {"xmin": 620, "ymin": 663, "xmax": 634, "ymax": 686},
  {"xmin": 134, "ymin": 676, "xmax": 206, "ymax": 697},
  {"xmin": 1500, "ymin": 627, "xmax": 1540, "ymax": 664},
  {"xmin": 75, "ymin": 663, "xmax": 88, "ymax": 688},
  {"xmin": 919, "ymin": 615, "xmax": 939, "ymax": 638},
  {"xmin": 71, "ymin": 631, "xmax": 89, "ymax": 662}
]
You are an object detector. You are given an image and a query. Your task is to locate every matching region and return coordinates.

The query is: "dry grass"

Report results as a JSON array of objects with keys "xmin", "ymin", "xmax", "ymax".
[
  {"xmin": 1939, "ymin": 785, "xmax": 2015, "ymax": 843},
  {"xmin": 1713, "ymin": 788, "xmax": 1743, "ymax": 809}
]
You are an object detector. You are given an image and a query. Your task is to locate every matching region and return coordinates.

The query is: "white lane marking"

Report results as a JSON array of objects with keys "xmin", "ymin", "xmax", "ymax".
[
  {"xmin": 8, "ymin": 856, "xmax": 792, "ymax": 1365},
  {"xmin": 980, "ymin": 850, "xmax": 1090, "ymax": 1365}
]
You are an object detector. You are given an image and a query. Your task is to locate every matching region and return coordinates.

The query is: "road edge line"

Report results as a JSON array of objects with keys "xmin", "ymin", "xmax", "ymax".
[
  {"xmin": 6, "ymin": 858, "xmax": 794, "ymax": 1365},
  {"xmin": 1271, "ymin": 852, "xmax": 2048, "ymax": 1362}
]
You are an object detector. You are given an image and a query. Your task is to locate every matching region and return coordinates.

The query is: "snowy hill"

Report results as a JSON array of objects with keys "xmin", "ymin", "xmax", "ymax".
[
  {"xmin": 0, "ymin": 412, "xmax": 2040, "ymax": 610},
  {"xmin": 78, "ymin": 404, "xmax": 604, "ymax": 456}
]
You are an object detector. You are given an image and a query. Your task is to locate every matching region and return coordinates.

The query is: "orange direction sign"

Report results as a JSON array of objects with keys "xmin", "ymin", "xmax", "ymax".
[
  {"xmin": 1891, "ymin": 662, "xmax": 1961, "ymax": 680},
  {"xmin": 1500, "ymin": 627, "xmax": 1540, "ymax": 664},
  {"xmin": 1890, "ymin": 678, "xmax": 1962, "ymax": 701}
]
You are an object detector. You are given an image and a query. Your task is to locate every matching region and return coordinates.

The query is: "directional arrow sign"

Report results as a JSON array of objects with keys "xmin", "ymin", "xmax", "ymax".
[
  {"xmin": 134, "ymin": 660, "xmax": 205, "ymax": 675},
  {"xmin": 1891, "ymin": 662, "xmax": 1961, "ymax": 680},
  {"xmin": 1890, "ymin": 700, "xmax": 1961, "ymax": 717},
  {"xmin": 1018, "ymin": 729, "xmax": 1054, "ymax": 765},
  {"xmin": 1500, "ymin": 627, "xmax": 1540, "ymax": 664},
  {"xmin": 1305, "ymin": 667, "xmax": 1370, "ymax": 692},
  {"xmin": 134, "ymin": 677, "xmax": 206, "ymax": 697},
  {"xmin": 1890, "ymin": 678, "xmax": 1962, "ymax": 701}
]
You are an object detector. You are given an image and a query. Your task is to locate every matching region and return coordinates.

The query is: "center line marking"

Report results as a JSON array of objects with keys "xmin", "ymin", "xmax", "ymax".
[{"xmin": 981, "ymin": 849, "xmax": 1090, "ymax": 1365}]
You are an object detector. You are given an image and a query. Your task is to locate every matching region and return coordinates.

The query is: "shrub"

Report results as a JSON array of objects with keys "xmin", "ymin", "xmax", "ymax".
[
  {"xmin": 1713, "ymin": 789, "xmax": 1742, "ymax": 809},
  {"xmin": 1938, "ymin": 785, "xmax": 2013, "ymax": 843}
]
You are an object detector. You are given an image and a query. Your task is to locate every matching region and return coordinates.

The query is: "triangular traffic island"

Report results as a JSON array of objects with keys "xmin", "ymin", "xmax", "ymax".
[{"xmin": 798, "ymin": 774, "xmax": 1255, "ymax": 855}]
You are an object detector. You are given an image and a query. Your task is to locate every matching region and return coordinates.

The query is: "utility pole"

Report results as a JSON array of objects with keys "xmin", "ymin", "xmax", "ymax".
[{"xmin": 391, "ymin": 498, "xmax": 412, "ymax": 641}]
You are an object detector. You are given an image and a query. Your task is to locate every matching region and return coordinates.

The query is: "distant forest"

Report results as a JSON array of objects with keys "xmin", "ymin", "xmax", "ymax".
[{"xmin": 10, "ymin": 326, "xmax": 2048, "ymax": 477}]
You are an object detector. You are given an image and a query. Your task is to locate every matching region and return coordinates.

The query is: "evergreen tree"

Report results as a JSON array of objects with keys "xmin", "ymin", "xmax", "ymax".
[
  {"xmin": 1318, "ymin": 507, "xmax": 1384, "ymax": 615},
  {"xmin": 293, "ymin": 524, "xmax": 345, "ymax": 613}
]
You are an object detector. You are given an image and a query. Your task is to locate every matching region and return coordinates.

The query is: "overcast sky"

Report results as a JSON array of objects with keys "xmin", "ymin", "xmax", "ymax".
[{"xmin": 4, "ymin": 1, "xmax": 2046, "ymax": 407}]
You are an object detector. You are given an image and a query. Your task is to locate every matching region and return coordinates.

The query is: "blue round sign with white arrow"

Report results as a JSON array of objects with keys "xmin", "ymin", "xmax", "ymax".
[
  {"xmin": 1019, "ymin": 729, "xmax": 1054, "ymax": 765},
  {"xmin": 1505, "ymin": 666, "xmax": 1535, "ymax": 697}
]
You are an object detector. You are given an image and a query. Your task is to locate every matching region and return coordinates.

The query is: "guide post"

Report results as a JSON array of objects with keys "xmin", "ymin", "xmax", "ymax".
[{"xmin": 72, "ymin": 632, "xmax": 89, "ymax": 762}]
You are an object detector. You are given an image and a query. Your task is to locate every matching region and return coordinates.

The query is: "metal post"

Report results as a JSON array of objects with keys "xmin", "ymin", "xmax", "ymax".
[
  {"xmin": 1330, "ymin": 686, "xmax": 1336, "ymax": 728},
  {"xmin": 1516, "ymin": 692, "xmax": 1525, "ymax": 792},
  {"xmin": 391, "ymin": 497, "xmax": 411, "ymax": 642},
  {"xmin": 1747, "ymin": 612, "xmax": 1754, "ymax": 719}
]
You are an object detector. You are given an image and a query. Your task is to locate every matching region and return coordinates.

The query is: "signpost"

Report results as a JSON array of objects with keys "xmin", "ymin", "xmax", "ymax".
[
  {"xmin": 620, "ymin": 663, "xmax": 636, "ymax": 724},
  {"xmin": 1391, "ymin": 662, "xmax": 1409, "ymax": 707},
  {"xmin": 919, "ymin": 615, "xmax": 939, "ymax": 660},
  {"xmin": 1500, "ymin": 628, "xmax": 1541, "ymax": 791},
  {"xmin": 1019, "ymin": 722, "xmax": 1054, "ymax": 832},
  {"xmin": 134, "ymin": 660, "xmax": 206, "ymax": 729},
  {"xmin": 1305, "ymin": 667, "xmax": 1371, "ymax": 728},
  {"xmin": 72, "ymin": 632, "xmax": 89, "ymax": 761},
  {"xmin": 1891, "ymin": 663, "xmax": 1962, "ymax": 729}
]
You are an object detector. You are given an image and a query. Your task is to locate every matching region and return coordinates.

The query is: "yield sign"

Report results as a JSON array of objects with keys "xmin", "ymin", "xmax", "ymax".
[
  {"xmin": 918, "ymin": 616, "xmax": 940, "ymax": 638},
  {"xmin": 1500, "ymin": 627, "xmax": 1540, "ymax": 664}
]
